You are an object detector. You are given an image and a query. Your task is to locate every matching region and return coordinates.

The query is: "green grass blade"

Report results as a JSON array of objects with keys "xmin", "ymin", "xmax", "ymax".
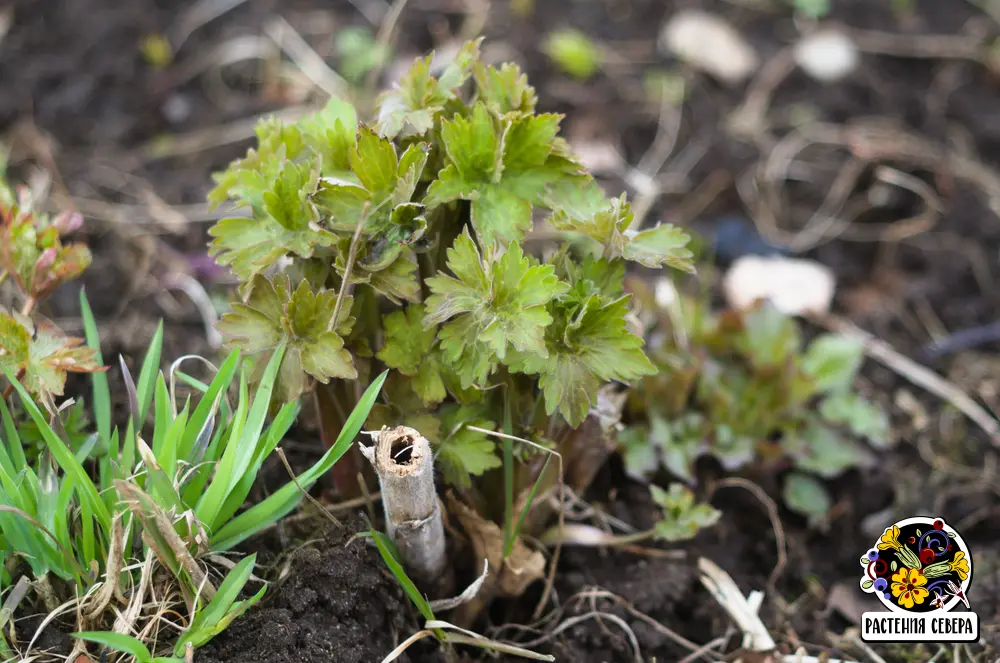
[
  {"xmin": 174, "ymin": 554, "xmax": 260, "ymax": 656},
  {"xmin": 158, "ymin": 403, "xmax": 187, "ymax": 483},
  {"xmin": 0, "ymin": 397, "xmax": 27, "ymax": 474},
  {"xmin": 371, "ymin": 529, "xmax": 434, "ymax": 621},
  {"xmin": 78, "ymin": 488, "xmax": 96, "ymax": 572},
  {"xmin": 193, "ymin": 371, "xmax": 250, "ymax": 528},
  {"xmin": 179, "ymin": 415, "xmax": 224, "ymax": 507},
  {"xmin": 178, "ymin": 584, "xmax": 265, "ymax": 655},
  {"xmin": 73, "ymin": 433, "xmax": 100, "ymax": 465},
  {"xmin": 102, "ymin": 428, "xmax": 120, "ymax": 497},
  {"xmin": 135, "ymin": 321, "xmax": 164, "ymax": 427},
  {"xmin": 137, "ymin": 435, "xmax": 184, "ymax": 514},
  {"xmin": 0, "ymin": 489, "xmax": 51, "ymax": 578},
  {"xmin": 0, "ymin": 407, "xmax": 36, "ymax": 513},
  {"xmin": 176, "ymin": 349, "xmax": 239, "ymax": 462},
  {"xmin": 507, "ymin": 455, "xmax": 552, "ymax": 559},
  {"xmin": 79, "ymin": 290, "xmax": 111, "ymax": 447},
  {"xmin": 74, "ymin": 631, "xmax": 152, "ymax": 663},
  {"xmin": 0, "ymin": 501, "xmax": 87, "ymax": 581},
  {"xmin": 174, "ymin": 371, "xmax": 210, "ymax": 393},
  {"xmin": 210, "ymin": 370, "xmax": 387, "ymax": 550},
  {"xmin": 3, "ymin": 369, "xmax": 111, "ymax": 530},
  {"xmin": 212, "ymin": 400, "xmax": 298, "ymax": 529},
  {"xmin": 152, "ymin": 373, "xmax": 173, "ymax": 462},
  {"xmin": 197, "ymin": 345, "xmax": 284, "ymax": 532},
  {"xmin": 0, "ymin": 452, "xmax": 33, "ymax": 513},
  {"xmin": 502, "ymin": 392, "xmax": 514, "ymax": 559},
  {"xmin": 123, "ymin": 419, "xmax": 137, "ymax": 481}
]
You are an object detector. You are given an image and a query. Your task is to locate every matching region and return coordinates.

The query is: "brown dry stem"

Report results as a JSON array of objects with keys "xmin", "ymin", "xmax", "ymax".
[{"xmin": 360, "ymin": 425, "xmax": 451, "ymax": 592}]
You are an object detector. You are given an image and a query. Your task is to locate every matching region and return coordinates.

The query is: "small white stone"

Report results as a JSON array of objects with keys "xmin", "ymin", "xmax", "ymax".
[
  {"xmin": 654, "ymin": 277, "xmax": 679, "ymax": 309},
  {"xmin": 569, "ymin": 139, "xmax": 623, "ymax": 176},
  {"xmin": 723, "ymin": 255, "xmax": 836, "ymax": 316},
  {"xmin": 162, "ymin": 94, "xmax": 193, "ymax": 125},
  {"xmin": 660, "ymin": 10, "xmax": 759, "ymax": 85},
  {"xmin": 793, "ymin": 30, "xmax": 860, "ymax": 83}
]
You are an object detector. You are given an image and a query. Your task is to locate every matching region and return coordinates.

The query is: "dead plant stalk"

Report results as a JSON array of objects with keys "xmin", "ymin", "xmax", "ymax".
[{"xmin": 361, "ymin": 425, "xmax": 451, "ymax": 592}]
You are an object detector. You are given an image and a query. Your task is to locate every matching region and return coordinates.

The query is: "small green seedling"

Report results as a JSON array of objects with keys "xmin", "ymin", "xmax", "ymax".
[
  {"xmin": 542, "ymin": 29, "xmax": 603, "ymax": 80},
  {"xmin": 790, "ymin": 0, "xmax": 831, "ymax": 19},
  {"xmin": 335, "ymin": 26, "xmax": 392, "ymax": 83},
  {"xmin": 649, "ymin": 483, "xmax": 722, "ymax": 542},
  {"xmin": 539, "ymin": 481, "xmax": 719, "ymax": 547},
  {"xmin": 0, "ymin": 154, "xmax": 102, "ymax": 401},
  {"xmin": 625, "ymin": 291, "xmax": 889, "ymax": 525}
]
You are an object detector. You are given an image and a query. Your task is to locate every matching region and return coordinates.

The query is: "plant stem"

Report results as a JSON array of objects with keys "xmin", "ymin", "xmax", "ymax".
[
  {"xmin": 360, "ymin": 425, "xmax": 452, "ymax": 593},
  {"xmin": 329, "ymin": 205, "xmax": 367, "ymax": 333},
  {"xmin": 315, "ymin": 381, "xmax": 364, "ymax": 499},
  {"xmin": 1, "ymin": 368, "xmax": 24, "ymax": 401},
  {"xmin": 20, "ymin": 296, "xmax": 36, "ymax": 317}
]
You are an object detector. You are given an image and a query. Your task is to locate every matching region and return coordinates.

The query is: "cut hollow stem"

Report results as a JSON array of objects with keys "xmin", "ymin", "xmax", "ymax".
[{"xmin": 361, "ymin": 425, "xmax": 452, "ymax": 593}]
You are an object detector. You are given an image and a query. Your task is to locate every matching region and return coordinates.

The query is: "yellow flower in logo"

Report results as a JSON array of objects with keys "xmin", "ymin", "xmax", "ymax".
[
  {"xmin": 878, "ymin": 525, "xmax": 902, "ymax": 551},
  {"xmin": 891, "ymin": 567, "xmax": 929, "ymax": 610},
  {"xmin": 950, "ymin": 551, "xmax": 970, "ymax": 581}
]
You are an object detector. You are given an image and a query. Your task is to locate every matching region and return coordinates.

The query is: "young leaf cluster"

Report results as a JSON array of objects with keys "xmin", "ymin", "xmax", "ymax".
[
  {"xmin": 206, "ymin": 39, "xmax": 695, "ymax": 495},
  {"xmin": 650, "ymin": 483, "xmax": 721, "ymax": 542},
  {"xmin": 0, "ymin": 157, "xmax": 102, "ymax": 399},
  {"xmin": 624, "ymin": 293, "xmax": 889, "ymax": 523}
]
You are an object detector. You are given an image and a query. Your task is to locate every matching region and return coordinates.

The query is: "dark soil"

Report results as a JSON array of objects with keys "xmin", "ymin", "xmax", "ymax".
[
  {"xmin": 5, "ymin": 0, "xmax": 1000, "ymax": 661},
  {"xmin": 195, "ymin": 517, "xmax": 434, "ymax": 663}
]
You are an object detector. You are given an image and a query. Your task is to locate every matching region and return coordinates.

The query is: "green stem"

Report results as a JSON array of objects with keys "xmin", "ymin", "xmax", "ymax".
[{"xmin": 502, "ymin": 390, "xmax": 514, "ymax": 558}]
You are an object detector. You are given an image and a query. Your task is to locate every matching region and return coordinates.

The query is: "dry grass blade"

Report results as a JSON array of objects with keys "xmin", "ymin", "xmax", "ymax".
[
  {"xmin": 363, "ymin": 0, "xmax": 409, "ymax": 96},
  {"xmin": 0, "ymin": 576, "xmax": 31, "ymax": 634},
  {"xmin": 275, "ymin": 447, "xmax": 341, "ymax": 526},
  {"xmin": 161, "ymin": 273, "xmax": 222, "ymax": 349},
  {"xmin": 710, "ymin": 477, "xmax": 787, "ymax": 597},
  {"xmin": 169, "ymin": 0, "xmax": 252, "ymax": 49},
  {"xmin": 112, "ymin": 551, "xmax": 155, "ymax": 637},
  {"xmin": 698, "ymin": 557, "xmax": 776, "ymax": 652},
  {"xmin": 84, "ymin": 513, "xmax": 126, "ymax": 621},
  {"xmin": 380, "ymin": 629, "xmax": 435, "ymax": 663},
  {"xmin": 517, "ymin": 610, "xmax": 639, "ymax": 662},
  {"xmin": 134, "ymin": 106, "xmax": 309, "ymax": 161},
  {"xmin": 24, "ymin": 595, "xmax": 80, "ymax": 656},
  {"xmin": 428, "ymin": 559, "xmax": 489, "ymax": 612},
  {"xmin": 264, "ymin": 14, "xmax": 349, "ymax": 99},
  {"xmin": 331, "ymin": 203, "xmax": 369, "ymax": 332},
  {"xmin": 429, "ymin": 619, "xmax": 555, "ymax": 661},
  {"xmin": 573, "ymin": 588, "xmax": 719, "ymax": 661},
  {"xmin": 115, "ymin": 481, "xmax": 217, "ymax": 601},
  {"xmin": 817, "ymin": 313, "xmax": 1000, "ymax": 445}
]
